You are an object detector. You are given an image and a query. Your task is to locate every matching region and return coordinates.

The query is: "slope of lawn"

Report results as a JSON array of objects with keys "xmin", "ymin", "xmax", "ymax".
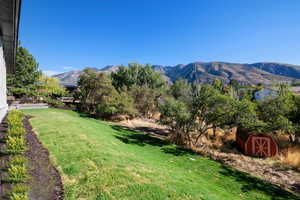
[{"xmin": 24, "ymin": 108, "xmax": 299, "ymax": 200}]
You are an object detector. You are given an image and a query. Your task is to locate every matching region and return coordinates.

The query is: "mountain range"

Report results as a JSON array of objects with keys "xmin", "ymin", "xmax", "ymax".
[{"xmin": 53, "ymin": 62, "xmax": 300, "ymax": 86}]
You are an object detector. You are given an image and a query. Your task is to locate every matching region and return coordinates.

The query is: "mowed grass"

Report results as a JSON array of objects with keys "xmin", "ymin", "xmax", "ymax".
[{"xmin": 24, "ymin": 109, "xmax": 299, "ymax": 200}]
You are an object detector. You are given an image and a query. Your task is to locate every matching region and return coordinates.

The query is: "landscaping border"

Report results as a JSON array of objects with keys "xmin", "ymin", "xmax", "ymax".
[{"xmin": 24, "ymin": 116, "xmax": 64, "ymax": 200}]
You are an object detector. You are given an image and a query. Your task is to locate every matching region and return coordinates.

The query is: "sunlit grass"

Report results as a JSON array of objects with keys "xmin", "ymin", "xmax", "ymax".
[{"xmin": 24, "ymin": 108, "xmax": 299, "ymax": 200}]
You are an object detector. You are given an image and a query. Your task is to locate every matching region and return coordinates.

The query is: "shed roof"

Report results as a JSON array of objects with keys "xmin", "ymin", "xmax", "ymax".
[
  {"xmin": 236, "ymin": 128, "xmax": 275, "ymax": 141},
  {"xmin": 0, "ymin": 0, "xmax": 21, "ymax": 73}
]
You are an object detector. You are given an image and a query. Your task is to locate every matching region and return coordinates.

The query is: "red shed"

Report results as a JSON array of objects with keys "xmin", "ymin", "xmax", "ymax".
[{"xmin": 236, "ymin": 128, "xmax": 278, "ymax": 157}]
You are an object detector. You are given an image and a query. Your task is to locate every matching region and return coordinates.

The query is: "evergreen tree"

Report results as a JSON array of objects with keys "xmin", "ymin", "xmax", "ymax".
[{"xmin": 7, "ymin": 45, "xmax": 41, "ymax": 90}]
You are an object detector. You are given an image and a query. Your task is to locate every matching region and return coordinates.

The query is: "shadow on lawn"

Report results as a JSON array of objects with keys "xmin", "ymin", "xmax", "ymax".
[
  {"xmin": 112, "ymin": 125, "xmax": 300, "ymax": 199},
  {"xmin": 161, "ymin": 146, "xmax": 197, "ymax": 156},
  {"xmin": 220, "ymin": 165, "xmax": 300, "ymax": 200},
  {"xmin": 112, "ymin": 125, "xmax": 169, "ymax": 147},
  {"xmin": 112, "ymin": 125, "xmax": 199, "ymax": 158}
]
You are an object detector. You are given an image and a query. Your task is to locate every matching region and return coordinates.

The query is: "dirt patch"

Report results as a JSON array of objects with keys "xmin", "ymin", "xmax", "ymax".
[
  {"xmin": 24, "ymin": 116, "xmax": 64, "ymax": 200},
  {"xmin": 118, "ymin": 118, "xmax": 169, "ymax": 138},
  {"xmin": 116, "ymin": 118, "xmax": 300, "ymax": 197}
]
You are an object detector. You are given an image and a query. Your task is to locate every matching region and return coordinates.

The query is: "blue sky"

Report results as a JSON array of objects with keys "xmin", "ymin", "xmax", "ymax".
[{"xmin": 20, "ymin": 0, "xmax": 300, "ymax": 75}]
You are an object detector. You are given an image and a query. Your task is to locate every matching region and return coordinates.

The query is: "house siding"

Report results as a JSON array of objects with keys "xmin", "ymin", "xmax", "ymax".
[{"xmin": 0, "ymin": 37, "xmax": 8, "ymax": 122}]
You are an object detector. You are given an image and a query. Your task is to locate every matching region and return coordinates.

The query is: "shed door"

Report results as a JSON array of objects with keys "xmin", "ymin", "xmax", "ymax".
[{"xmin": 252, "ymin": 136, "xmax": 271, "ymax": 157}]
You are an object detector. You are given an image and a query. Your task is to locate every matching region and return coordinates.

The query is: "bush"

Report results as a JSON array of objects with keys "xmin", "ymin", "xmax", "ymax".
[
  {"xmin": 37, "ymin": 75, "xmax": 67, "ymax": 98},
  {"xmin": 7, "ymin": 110, "xmax": 24, "ymax": 120},
  {"xmin": 9, "ymin": 156, "xmax": 27, "ymax": 166},
  {"xmin": 10, "ymin": 183, "xmax": 29, "ymax": 200},
  {"xmin": 115, "ymin": 91, "xmax": 138, "ymax": 117},
  {"xmin": 129, "ymin": 86, "xmax": 158, "ymax": 117},
  {"xmin": 7, "ymin": 126, "xmax": 25, "ymax": 137},
  {"xmin": 95, "ymin": 91, "xmax": 138, "ymax": 120},
  {"xmin": 44, "ymin": 97, "xmax": 65, "ymax": 107},
  {"xmin": 8, "ymin": 164, "xmax": 28, "ymax": 182},
  {"xmin": 7, "ymin": 86, "xmax": 38, "ymax": 99},
  {"xmin": 11, "ymin": 183, "xmax": 29, "ymax": 194},
  {"xmin": 159, "ymin": 98, "xmax": 194, "ymax": 145},
  {"xmin": 6, "ymin": 136, "xmax": 26, "ymax": 154},
  {"xmin": 9, "ymin": 192, "xmax": 29, "ymax": 200},
  {"xmin": 7, "ymin": 110, "xmax": 24, "ymax": 127}
]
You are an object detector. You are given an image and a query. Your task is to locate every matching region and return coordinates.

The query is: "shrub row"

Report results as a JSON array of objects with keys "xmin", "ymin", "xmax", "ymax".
[{"xmin": 5, "ymin": 110, "xmax": 29, "ymax": 200}]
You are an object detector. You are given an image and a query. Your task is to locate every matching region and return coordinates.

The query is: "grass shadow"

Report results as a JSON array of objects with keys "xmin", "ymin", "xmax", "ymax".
[
  {"xmin": 161, "ymin": 145, "xmax": 197, "ymax": 156},
  {"xmin": 112, "ymin": 125, "xmax": 300, "ymax": 199},
  {"xmin": 219, "ymin": 165, "xmax": 300, "ymax": 200},
  {"xmin": 133, "ymin": 126, "xmax": 169, "ymax": 137},
  {"xmin": 112, "ymin": 125, "xmax": 169, "ymax": 147},
  {"xmin": 78, "ymin": 112, "xmax": 91, "ymax": 118},
  {"xmin": 112, "ymin": 125, "xmax": 199, "ymax": 158}
]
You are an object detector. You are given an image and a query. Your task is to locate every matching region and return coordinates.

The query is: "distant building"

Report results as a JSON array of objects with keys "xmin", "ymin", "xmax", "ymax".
[
  {"xmin": 291, "ymin": 86, "xmax": 300, "ymax": 95},
  {"xmin": 0, "ymin": 0, "xmax": 21, "ymax": 122},
  {"xmin": 254, "ymin": 85, "xmax": 300, "ymax": 100},
  {"xmin": 254, "ymin": 88, "xmax": 278, "ymax": 100}
]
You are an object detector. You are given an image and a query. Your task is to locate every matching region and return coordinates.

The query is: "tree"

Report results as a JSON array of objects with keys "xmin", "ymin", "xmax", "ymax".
[
  {"xmin": 114, "ymin": 91, "xmax": 137, "ymax": 118},
  {"xmin": 232, "ymin": 99, "xmax": 266, "ymax": 132},
  {"xmin": 77, "ymin": 69, "xmax": 136, "ymax": 119},
  {"xmin": 190, "ymin": 85, "xmax": 238, "ymax": 143},
  {"xmin": 238, "ymin": 88, "xmax": 254, "ymax": 101},
  {"xmin": 129, "ymin": 86, "xmax": 159, "ymax": 117},
  {"xmin": 159, "ymin": 98, "xmax": 195, "ymax": 146},
  {"xmin": 250, "ymin": 84, "xmax": 300, "ymax": 144},
  {"xmin": 211, "ymin": 79, "xmax": 224, "ymax": 93},
  {"xmin": 169, "ymin": 79, "xmax": 192, "ymax": 103},
  {"xmin": 229, "ymin": 79, "xmax": 240, "ymax": 90},
  {"xmin": 37, "ymin": 75, "xmax": 66, "ymax": 98},
  {"xmin": 290, "ymin": 95, "xmax": 300, "ymax": 144},
  {"xmin": 160, "ymin": 84, "xmax": 240, "ymax": 146},
  {"xmin": 257, "ymin": 94, "xmax": 295, "ymax": 142},
  {"xmin": 111, "ymin": 63, "xmax": 166, "ymax": 91},
  {"xmin": 7, "ymin": 45, "xmax": 41, "ymax": 94},
  {"xmin": 77, "ymin": 69, "xmax": 101, "ymax": 112},
  {"xmin": 111, "ymin": 63, "xmax": 167, "ymax": 117},
  {"xmin": 95, "ymin": 89, "xmax": 137, "ymax": 119}
]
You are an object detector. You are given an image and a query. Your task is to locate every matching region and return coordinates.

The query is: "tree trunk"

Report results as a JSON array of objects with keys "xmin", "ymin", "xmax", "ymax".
[
  {"xmin": 289, "ymin": 133, "xmax": 296, "ymax": 145},
  {"xmin": 212, "ymin": 126, "xmax": 217, "ymax": 140}
]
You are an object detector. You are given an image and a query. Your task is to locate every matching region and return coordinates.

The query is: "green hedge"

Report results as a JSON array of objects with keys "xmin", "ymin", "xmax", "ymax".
[{"xmin": 5, "ymin": 110, "xmax": 29, "ymax": 200}]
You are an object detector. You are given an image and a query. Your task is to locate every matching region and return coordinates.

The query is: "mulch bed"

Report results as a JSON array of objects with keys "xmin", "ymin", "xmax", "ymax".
[
  {"xmin": 0, "ymin": 116, "xmax": 64, "ymax": 200},
  {"xmin": 24, "ymin": 116, "xmax": 64, "ymax": 200}
]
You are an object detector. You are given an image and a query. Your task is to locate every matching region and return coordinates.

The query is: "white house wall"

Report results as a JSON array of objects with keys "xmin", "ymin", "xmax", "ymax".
[{"xmin": 0, "ymin": 37, "xmax": 7, "ymax": 122}]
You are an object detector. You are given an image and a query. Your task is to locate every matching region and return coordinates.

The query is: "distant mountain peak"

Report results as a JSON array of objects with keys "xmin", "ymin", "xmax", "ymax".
[
  {"xmin": 100, "ymin": 65, "xmax": 119, "ymax": 72},
  {"xmin": 53, "ymin": 61, "xmax": 300, "ymax": 86}
]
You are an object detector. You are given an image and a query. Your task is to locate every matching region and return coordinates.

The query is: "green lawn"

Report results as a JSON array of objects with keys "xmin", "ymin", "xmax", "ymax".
[{"xmin": 24, "ymin": 108, "xmax": 299, "ymax": 200}]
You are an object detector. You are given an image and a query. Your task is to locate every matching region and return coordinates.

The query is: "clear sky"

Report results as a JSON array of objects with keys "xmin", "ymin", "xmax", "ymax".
[{"xmin": 20, "ymin": 0, "xmax": 300, "ymax": 75}]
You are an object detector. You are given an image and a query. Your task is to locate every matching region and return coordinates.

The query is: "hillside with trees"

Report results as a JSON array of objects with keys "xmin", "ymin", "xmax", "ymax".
[
  {"xmin": 41, "ymin": 63, "xmax": 300, "ymax": 196},
  {"xmin": 75, "ymin": 64, "xmax": 300, "ymax": 148}
]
